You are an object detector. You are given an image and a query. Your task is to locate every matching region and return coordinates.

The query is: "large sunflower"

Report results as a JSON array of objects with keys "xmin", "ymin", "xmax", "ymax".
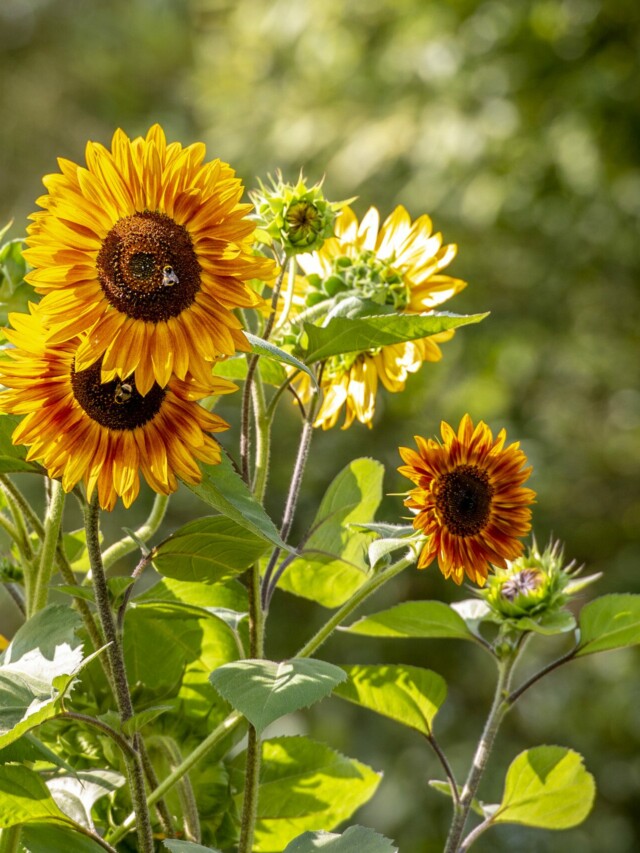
[
  {"xmin": 398, "ymin": 415, "xmax": 536, "ymax": 586},
  {"xmin": 0, "ymin": 307, "xmax": 235, "ymax": 510},
  {"xmin": 24, "ymin": 125, "xmax": 274, "ymax": 395},
  {"xmin": 291, "ymin": 205, "xmax": 466, "ymax": 429}
]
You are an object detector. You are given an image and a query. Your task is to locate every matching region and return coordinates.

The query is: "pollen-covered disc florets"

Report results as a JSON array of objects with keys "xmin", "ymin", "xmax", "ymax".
[
  {"xmin": 398, "ymin": 414, "xmax": 536, "ymax": 586},
  {"xmin": 24, "ymin": 124, "xmax": 275, "ymax": 395},
  {"xmin": 0, "ymin": 307, "xmax": 236, "ymax": 510}
]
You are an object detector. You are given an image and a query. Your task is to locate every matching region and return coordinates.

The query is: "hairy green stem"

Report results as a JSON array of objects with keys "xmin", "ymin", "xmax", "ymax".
[
  {"xmin": 443, "ymin": 651, "xmax": 519, "ymax": 853},
  {"xmin": 31, "ymin": 479, "xmax": 65, "ymax": 615},
  {"xmin": 101, "ymin": 493, "xmax": 169, "ymax": 571},
  {"xmin": 297, "ymin": 550, "xmax": 416, "ymax": 659},
  {"xmin": 251, "ymin": 374, "xmax": 271, "ymax": 501},
  {"xmin": 83, "ymin": 495, "xmax": 154, "ymax": 853},
  {"xmin": 147, "ymin": 736, "xmax": 200, "ymax": 842},
  {"xmin": 107, "ymin": 711, "xmax": 244, "ymax": 845},
  {"xmin": 0, "ymin": 475, "xmax": 44, "ymax": 538},
  {"xmin": 59, "ymin": 711, "xmax": 138, "ymax": 761}
]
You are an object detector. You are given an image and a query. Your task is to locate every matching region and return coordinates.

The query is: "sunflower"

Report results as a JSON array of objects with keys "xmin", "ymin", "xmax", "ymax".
[
  {"xmin": 290, "ymin": 205, "xmax": 466, "ymax": 429},
  {"xmin": 24, "ymin": 125, "xmax": 274, "ymax": 396},
  {"xmin": 398, "ymin": 415, "xmax": 535, "ymax": 586},
  {"xmin": 0, "ymin": 307, "xmax": 235, "ymax": 510}
]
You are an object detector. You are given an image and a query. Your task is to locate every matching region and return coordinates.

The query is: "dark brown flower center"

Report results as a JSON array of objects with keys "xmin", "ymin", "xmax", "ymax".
[
  {"xmin": 436, "ymin": 464, "xmax": 494, "ymax": 537},
  {"xmin": 96, "ymin": 211, "xmax": 201, "ymax": 322},
  {"xmin": 71, "ymin": 360, "xmax": 166, "ymax": 430}
]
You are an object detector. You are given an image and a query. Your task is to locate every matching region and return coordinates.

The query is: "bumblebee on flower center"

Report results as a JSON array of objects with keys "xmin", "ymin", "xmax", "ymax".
[
  {"xmin": 71, "ymin": 361, "xmax": 166, "ymax": 431},
  {"xmin": 96, "ymin": 211, "xmax": 200, "ymax": 322}
]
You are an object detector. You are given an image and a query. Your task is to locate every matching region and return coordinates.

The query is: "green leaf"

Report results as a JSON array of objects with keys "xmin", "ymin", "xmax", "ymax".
[
  {"xmin": 246, "ymin": 332, "xmax": 319, "ymax": 393},
  {"xmin": 0, "ymin": 643, "xmax": 89, "ymax": 749},
  {"xmin": 121, "ymin": 705, "xmax": 173, "ymax": 736},
  {"xmin": 334, "ymin": 664, "xmax": 446, "ymax": 736},
  {"xmin": 344, "ymin": 601, "xmax": 474, "ymax": 640},
  {"xmin": 428, "ymin": 780, "xmax": 486, "ymax": 818},
  {"xmin": 231, "ymin": 736, "xmax": 381, "ymax": 852},
  {"xmin": 22, "ymin": 824, "xmax": 107, "ymax": 853},
  {"xmin": 46, "ymin": 769, "xmax": 125, "ymax": 829},
  {"xmin": 2, "ymin": 604, "xmax": 82, "ymax": 662},
  {"xmin": 124, "ymin": 602, "xmax": 239, "ymax": 716},
  {"xmin": 0, "ymin": 764, "xmax": 67, "ymax": 826},
  {"xmin": 153, "ymin": 516, "xmax": 269, "ymax": 584},
  {"xmin": 283, "ymin": 825, "xmax": 398, "ymax": 852},
  {"xmin": 515, "ymin": 610, "xmax": 577, "ymax": 636},
  {"xmin": 137, "ymin": 577, "xmax": 248, "ymax": 613},
  {"xmin": 576, "ymin": 594, "xmax": 640, "ymax": 656},
  {"xmin": 302, "ymin": 311, "xmax": 488, "ymax": 363},
  {"xmin": 367, "ymin": 535, "xmax": 421, "ymax": 570},
  {"xmin": 0, "ymin": 733, "xmax": 74, "ymax": 771},
  {"xmin": 493, "ymin": 746, "xmax": 595, "ymax": 829},
  {"xmin": 0, "ymin": 414, "xmax": 42, "ymax": 473},
  {"xmin": 210, "ymin": 658, "xmax": 346, "ymax": 735},
  {"xmin": 278, "ymin": 459, "xmax": 384, "ymax": 607},
  {"xmin": 163, "ymin": 843, "xmax": 223, "ymax": 853},
  {"xmin": 188, "ymin": 452, "xmax": 290, "ymax": 552}
]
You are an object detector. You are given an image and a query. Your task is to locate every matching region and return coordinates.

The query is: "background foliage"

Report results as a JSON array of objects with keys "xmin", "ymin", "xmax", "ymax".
[{"xmin": 1, "ymin": 1, "xmax": 639, "ymax": 850}]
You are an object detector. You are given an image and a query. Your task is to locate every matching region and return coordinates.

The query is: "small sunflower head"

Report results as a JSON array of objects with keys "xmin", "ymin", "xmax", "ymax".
[
  {"xmin": 251, "ymin": 172, "xmax": 349, "ymax": 255},
  {"xmin": 482, "ymin": 540, "xmax": 601, "ymax": 631}
]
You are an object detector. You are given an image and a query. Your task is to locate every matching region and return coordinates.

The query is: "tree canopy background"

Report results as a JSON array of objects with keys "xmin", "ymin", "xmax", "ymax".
[{"xmin": 1, "ymin": 1, "xmax": 639, "ymax": 850}]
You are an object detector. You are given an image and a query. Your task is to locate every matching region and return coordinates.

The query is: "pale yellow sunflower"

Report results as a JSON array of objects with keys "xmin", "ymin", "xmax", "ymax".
[
  {"xmin": 24, "ymin": 125, "xmax": 274, "ymax": 395},
  {"xmin": 290, "ymin": 205, "xmax": 466, "ymax": 429},
  {"xmin": 0, "ymin": 307, "xmax": 235, "ymax": 511},
  {"xmin": 398, "ymin": 415, "xmax": 536, "ymax": 586}
]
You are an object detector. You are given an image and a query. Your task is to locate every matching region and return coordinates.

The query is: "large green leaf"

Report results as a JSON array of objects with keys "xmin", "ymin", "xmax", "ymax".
[
  {"xmin": 283, "ymin": 826, "xmax": 398, "ymax": 852},
  {"xmin": 0, "ymin": 606, "xmax": 88, "ymax": 749},
  {"xmin": 278, "ymin": 458, "xmax": 384, "ymax": 607},
  {"xmin": 0, "ymin": 414, "xmax": 42, "ymax": 473},
  {"xmin": 575, "ymin": 594, "xmax": 640, "ymax": 656},
  {"xmin": 163, "ymin": 842, "xmax": 223, "ymax": 853},
  {"xmin": 124, "ymin": 602, "xmax": 239, "ymax": 717},
  {"xmin": 137, "ymin": 577, "xmax": 248, "ymax": 613},
  {"xmin": 302, "ymin": 311, "xmax": 487, "ymax": 362},
  {"xmin": 334, "ymin": 664, "xmax": 446, "ymax": 737},
  {"xmin": 493, "ymin": 746, "xmax": 595, "ymax": 829},
  {"xmin": 344, "ymin": 601, "xmax": 474, "ymax": 640},
  {"xmin": 0, "ymin": 764, "xmax": 67, "ymax": 826},
  {"xmin": 188, "ymin": 452, "xmax": 289, "ymax": 551},
  {"xmin": 210, "ymin": 658, "xmax": 346, "ymax": 734},
  {"xmin": 46, "ymin": 769, "xmax": 125, "ymax": 829},
  {"xmin": 231, "ymin": 736, "xmax": 381, "ymax": 852},
  {"xmin": 22, "ymin": 824, "xmax": 107, "ymax": 853},
  {"xmin": 153, "ymin": 516, "xmax": 270, "ymax": 584}
]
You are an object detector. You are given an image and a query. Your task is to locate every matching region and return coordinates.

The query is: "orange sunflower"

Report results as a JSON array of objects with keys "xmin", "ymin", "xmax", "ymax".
[
  {"xmin": 291, "ymin": 205, "xmax": 466, "ymax": 429},
  {"xmin": 398, "ymin": 415, "xmax": 536, "ymax": 586},
  {"xmin": 0, "ymin": 307, "xmax": 235, "ymax": 510},
  {"xmin": 24, "ymin": 125, "xmax": 274, "ymax": 395}
]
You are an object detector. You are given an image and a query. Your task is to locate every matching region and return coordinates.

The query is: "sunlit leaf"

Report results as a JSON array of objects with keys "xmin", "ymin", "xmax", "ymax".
[
  {"xmin": 162, "ymin": 842, "xmax": 223, "ymax": 853},
  {"xmin": 46, "ymin": 769, "xmax": 125, "ymax": 830},
  {"xmin": 334, "ymin": 664, "xmax": 446, "ymax": 736},
  {"xmin": 0, "ymin": 764, "xmax": 67, "ymax": 826},
  {"xmin": 575, "ymin": 594, "xmax": 640, "ymax": 656},
  {"xmin": 246, "ymin": 332, "xmax": 319, "ymax": 393},
  {"xmin": 188, "ymin": 452, "xmax": 289, "ymax": 551},
  {"xmin": 22, "ymin": 824, "xmax": 106, "ymax": 853},
  {"xmin": 231, "ymin": 736, "xmax": 381, "ymax": 851},
  {"xmin": 344, "ymin": 601, "xmax": 474, "ymax": 640},
  {"xmin": 153, "ymin": 516, "xmax": 269, "ymax": 584},
  {"xmin": 278, "ymin": 458, "xmax": 383, "ymax": 607},
  {"xmin": 210, "ymin": 658, "xmax": 346, "ymax": 734},
  {"xmin": 302, "ymin": 312, "xmax": 487, "ymax": 362},
  {"xmin": 493, "ymin": 746, "xmax": 595, "ymax": 829},
  {"xmin": 283, "ymin": 825, "xmax": 398, "ymax": 852}
]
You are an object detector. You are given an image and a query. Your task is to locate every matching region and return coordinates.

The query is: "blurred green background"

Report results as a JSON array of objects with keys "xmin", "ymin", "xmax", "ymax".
[{"xmin": 1, "ymin": 0, "xmax": 639, "ymax": 850}]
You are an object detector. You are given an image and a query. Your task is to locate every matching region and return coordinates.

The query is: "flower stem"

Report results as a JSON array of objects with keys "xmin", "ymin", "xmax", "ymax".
[
  {"xmin": 83, "ymin": 495, "xmax": 154, "ymax": 853},
  {"xmin": 101, "ymin": 493, "xmax": 169, "ymax": 571},
  {"xmin": 296, "ymin": 551, "xmax": 415, "ymax": 659},
  {"xmin": 30, "ymin": 478, "xmax": 65, "ymax": 616},
  {"xmin": 443, "ymin": 651, "xmax": 519, "ymax": 853},
  {"xmin": 0, "ymin": 827, "xmax": 21, "ymax": 853}
]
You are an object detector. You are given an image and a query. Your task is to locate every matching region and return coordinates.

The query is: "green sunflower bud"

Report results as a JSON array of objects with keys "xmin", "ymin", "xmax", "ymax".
[
  {"xmin": 250, "ymin": 171, "xmax": 352, "ymax": 255},
  {"xmin": 481, "ymin": 540, "xmax": 601, "ymax": 634}
]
